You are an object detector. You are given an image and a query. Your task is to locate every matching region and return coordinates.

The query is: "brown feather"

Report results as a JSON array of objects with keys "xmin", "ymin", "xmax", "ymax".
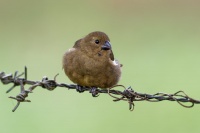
[{"xmin": 63, "ymin": 31, "xmax": 122, "ymax": 88}]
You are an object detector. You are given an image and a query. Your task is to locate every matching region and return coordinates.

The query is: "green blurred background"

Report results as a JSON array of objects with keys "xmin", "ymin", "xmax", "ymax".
[{"xmin": 0, "ymin": 0, "xmax": 200, "ymax": 133}]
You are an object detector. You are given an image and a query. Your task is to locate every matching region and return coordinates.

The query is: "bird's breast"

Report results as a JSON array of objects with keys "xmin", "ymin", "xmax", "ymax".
[{"xmin": 63, "ymin": 49, "xmax": 121, "ymax": 88}]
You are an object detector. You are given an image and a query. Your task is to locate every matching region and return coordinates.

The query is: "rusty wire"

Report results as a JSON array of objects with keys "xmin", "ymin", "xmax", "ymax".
[{"xmin": 0, "ymin": 67, "xmax": 200, "ymax": 112}]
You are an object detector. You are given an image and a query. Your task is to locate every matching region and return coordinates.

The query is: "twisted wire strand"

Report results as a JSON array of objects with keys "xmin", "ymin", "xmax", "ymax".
[{"xmin": 0, "ymin": 67, "xmax": 200, "ymax": 112}]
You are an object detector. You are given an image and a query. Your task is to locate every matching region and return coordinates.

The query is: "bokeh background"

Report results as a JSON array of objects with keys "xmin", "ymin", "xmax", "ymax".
[{"xmin": 0, "ymin": 0, "xmax": 200, "ymax": 133}]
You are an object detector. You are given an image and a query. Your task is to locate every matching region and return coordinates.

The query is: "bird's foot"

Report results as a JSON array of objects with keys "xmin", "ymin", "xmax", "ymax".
[
  {"xmin": 76, "ymin": 85, "xmax": 85, "ymax": 93},
  {"xmin": 89, "ymin": 87, "xmax": 99, "ymax": 97}
]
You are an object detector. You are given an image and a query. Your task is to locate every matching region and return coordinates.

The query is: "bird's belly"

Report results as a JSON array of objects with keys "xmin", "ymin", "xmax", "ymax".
[
  {"xmin": 64, "ymin": 53, "xmax": 121, "ymax": 88},
  {"xmin": 69, "ymin": 64, "xmax": 120, "ymax": 88}
]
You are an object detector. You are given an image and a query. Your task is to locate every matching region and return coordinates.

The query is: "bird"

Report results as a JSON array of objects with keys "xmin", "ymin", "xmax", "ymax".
[{"xmin": 62, "ymin": 31, "xmax": 122, "ymax": 96}]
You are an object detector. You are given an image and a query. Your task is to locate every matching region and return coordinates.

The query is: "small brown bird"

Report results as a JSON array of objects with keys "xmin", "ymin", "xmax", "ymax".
[{"xmin": 63, "ymin": 31, "xmax": 122, "ymax": 96}]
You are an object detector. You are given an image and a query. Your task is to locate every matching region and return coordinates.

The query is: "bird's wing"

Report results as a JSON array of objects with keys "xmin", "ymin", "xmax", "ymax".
[
  {"xmin": 73, "ymin": 39, "xmax": 82, "ymax": 48},
  {"xmin": 110, "ymin": 50, "xmax": 114, "ymax": 61}
]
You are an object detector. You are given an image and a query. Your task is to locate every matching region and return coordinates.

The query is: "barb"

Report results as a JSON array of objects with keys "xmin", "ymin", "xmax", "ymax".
[{"xmin": 0, "ymin": 67, "xmax": 200, "ymax": 112}]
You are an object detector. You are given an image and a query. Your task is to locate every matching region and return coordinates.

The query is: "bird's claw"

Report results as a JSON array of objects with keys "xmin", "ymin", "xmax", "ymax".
[
  {"xmin": 76, "ymin": 85, "xmax": 85, "ymax": 93},
  {"xmin": 90, "ymin": 87, "xmax": 99, "ymax": 97}
]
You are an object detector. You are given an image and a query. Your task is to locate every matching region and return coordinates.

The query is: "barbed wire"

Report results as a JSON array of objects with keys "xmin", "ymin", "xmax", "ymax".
[{"xmin": 0, "ymin": 67, "xmax": 200, "ymax": 112}]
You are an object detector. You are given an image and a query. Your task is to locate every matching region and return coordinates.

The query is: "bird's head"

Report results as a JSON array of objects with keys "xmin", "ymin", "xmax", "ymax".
[{"xmin": 78, "ymin": 31, "xmax": 114, "ymax": 60}]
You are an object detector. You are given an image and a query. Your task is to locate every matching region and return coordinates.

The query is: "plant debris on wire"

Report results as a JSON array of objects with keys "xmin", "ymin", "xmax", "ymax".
[{"xmin": 0, "ymin": 67, "xmax": 200, "ymax": 112}]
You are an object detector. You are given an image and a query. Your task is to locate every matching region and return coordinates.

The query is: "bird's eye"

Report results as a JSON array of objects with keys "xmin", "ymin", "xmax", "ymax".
[{"xmin": 95, "ymin": 40, "xmax": 100, "ymax": 44}]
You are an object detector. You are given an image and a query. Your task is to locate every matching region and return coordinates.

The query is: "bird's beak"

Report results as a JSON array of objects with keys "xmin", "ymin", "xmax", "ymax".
[{"xmin": 101, "ymin": 41, "xmax": 111, "ymax": 50}]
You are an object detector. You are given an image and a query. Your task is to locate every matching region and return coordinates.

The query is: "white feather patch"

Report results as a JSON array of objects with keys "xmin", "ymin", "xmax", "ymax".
[
  {"xmin": 112, "ymin": 60, "xmax": 118, "ymax": 66},
  {"xmin": 68, "ymin": 48, "xmax": 75, "ymax": 52}
]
